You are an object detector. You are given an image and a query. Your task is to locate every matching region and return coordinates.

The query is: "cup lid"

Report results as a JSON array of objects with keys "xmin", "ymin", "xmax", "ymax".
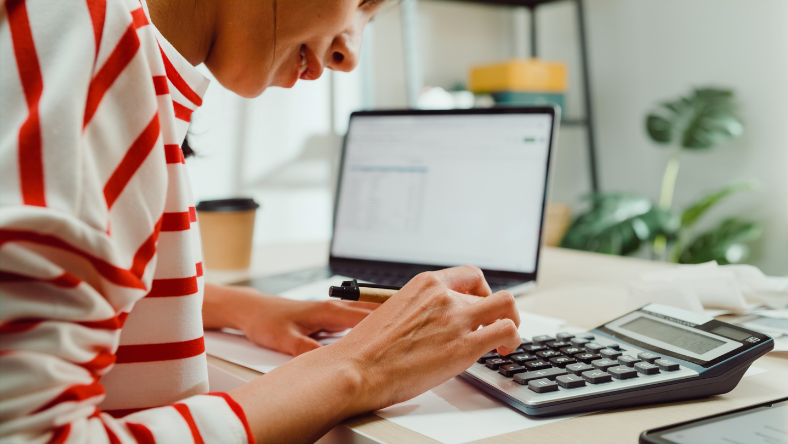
[{"xmin": 196, "ymin": 198, "xmax": 260, "ymax": 212}]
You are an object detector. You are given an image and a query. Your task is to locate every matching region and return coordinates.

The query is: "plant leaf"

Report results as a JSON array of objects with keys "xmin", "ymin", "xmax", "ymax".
[
  {"xmin": 680, "ymin": 181, "xmax": 758, "ymax": 229},
  {"xmin": 561, "ymin": 194, "xmax": 679, "ymax": 256},
  {"xmin": 678, "ymin": 218, "xmax": 761, "ymax": 264},
  {"xmin": 644, "ymin": 87, "xmax": 743, "ymax": 150}
]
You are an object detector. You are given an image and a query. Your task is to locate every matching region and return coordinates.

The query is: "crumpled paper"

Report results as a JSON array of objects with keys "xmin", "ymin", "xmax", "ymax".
[{"xmin": 628, "ymin": 261, "xmax": 788, "ymax": 314}]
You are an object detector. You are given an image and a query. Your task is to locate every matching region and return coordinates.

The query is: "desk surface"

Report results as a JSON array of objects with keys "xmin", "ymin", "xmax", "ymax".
[{"xmin": 206, "ymin": 244, "xmax": 788, "ymax": 444}]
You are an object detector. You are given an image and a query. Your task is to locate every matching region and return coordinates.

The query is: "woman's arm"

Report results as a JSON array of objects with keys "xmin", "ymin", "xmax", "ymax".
[{"xmin": 228, "ymin": 266, "xmax": 521, "ymax": 443}]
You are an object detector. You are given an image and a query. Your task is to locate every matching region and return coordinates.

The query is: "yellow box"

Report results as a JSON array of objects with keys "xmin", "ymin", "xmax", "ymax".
[{"xmin": 469, "ymin": 59, "xmax": 567, "ymax": 93}]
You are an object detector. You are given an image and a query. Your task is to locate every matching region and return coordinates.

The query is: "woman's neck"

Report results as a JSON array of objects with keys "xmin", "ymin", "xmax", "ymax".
[{"xmin": 146, "ymin": 0, "xmax": 218, "ymax": 66}]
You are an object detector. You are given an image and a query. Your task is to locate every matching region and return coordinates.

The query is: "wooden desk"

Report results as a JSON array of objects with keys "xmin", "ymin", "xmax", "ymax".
[{"xmin": 206, "ymin": 244, "xmax": 788, "ymax": 444}]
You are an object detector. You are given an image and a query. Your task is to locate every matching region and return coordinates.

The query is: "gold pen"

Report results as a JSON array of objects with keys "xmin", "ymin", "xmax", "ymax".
[{"xmin": 328, "ymin": 279, "xmax": 401, "ymax": 304}]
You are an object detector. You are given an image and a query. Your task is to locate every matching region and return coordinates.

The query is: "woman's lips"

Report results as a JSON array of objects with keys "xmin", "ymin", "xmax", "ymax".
[{"xmin": 298, "ymin": 44, "xmax": 322, "ymax": 81}]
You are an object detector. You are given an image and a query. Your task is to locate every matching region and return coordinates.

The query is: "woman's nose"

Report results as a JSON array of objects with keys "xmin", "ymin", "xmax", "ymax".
[{"xmin": 326, "ymin": 33, "xmax": 360, "ymax": 73}]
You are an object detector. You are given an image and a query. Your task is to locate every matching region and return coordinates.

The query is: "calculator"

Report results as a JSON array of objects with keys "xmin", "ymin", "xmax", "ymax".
[{"xmin": 460, "ymin": 303, "xmax": 774, "ymax": 417}]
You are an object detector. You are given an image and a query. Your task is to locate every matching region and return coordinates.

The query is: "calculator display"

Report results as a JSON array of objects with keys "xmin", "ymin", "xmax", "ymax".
[{"xmin": 620, "ymin": 317, "xmax": 726, "ymax": 355}]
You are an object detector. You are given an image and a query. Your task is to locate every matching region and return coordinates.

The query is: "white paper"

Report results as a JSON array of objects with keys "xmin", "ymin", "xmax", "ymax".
[
  {"xmin": 376, "ymin": 377, "xmax": 577, "ymax": 443},
  {"xmin": 743, "ymin": 366, "xmax": 768, "ymax": 378}
]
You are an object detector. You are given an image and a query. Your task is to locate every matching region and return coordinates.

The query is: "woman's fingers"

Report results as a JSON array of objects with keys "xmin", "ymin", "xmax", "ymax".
[
  {"xmin": 311, "ymin": 300, "xmax": 375, "ymax": 330},
  {"xmin": 428, "ymin": 265, "xmax": 492, "ymax": 297},
  {"xmin": 469, "ymin": 318, "xmax": 522, "ymax": 356},
  {"xmin": 464, "ymin": 290, "xmax": 520, "ymax": 328}
]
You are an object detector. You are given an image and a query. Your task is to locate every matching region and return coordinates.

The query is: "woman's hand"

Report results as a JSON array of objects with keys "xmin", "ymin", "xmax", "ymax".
[
  {"xmin": 331, "ymin": 265, "xmax": 521, "ymax": 411},
  {"xmin": 228, "ymin": 265, "xmax": 520, "ymax": 443},
  {"xmin": 202, "ymin": 283, "xmax": 377, "ymax": 356}
]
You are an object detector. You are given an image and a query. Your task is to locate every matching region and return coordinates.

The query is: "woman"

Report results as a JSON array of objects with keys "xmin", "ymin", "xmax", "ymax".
[{"xmin": 0, "ymin": 0, "xmax": 521, "ymax": 442}]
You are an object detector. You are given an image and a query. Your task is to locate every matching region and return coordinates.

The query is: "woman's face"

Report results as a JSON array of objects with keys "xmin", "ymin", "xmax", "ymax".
[{"xmin": 206, "ymin": 0, "xmax": 385, "ymax": 98}]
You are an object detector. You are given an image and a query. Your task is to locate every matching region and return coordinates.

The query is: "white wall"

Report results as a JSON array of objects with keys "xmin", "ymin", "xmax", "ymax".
[{"xmin": 370, "ymin": 0, "xmax": 788, "ymax": 275}]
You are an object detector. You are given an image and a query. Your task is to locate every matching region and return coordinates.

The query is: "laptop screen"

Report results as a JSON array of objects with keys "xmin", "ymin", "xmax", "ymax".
[{"xmin": 331, "ymin": 109, "xmax": 555, "ymax": 274}]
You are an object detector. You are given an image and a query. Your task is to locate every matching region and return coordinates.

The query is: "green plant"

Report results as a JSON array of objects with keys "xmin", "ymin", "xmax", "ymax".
[{"xmin": 561, "ymin": 88, "xmax": 761, "ymax": 264}]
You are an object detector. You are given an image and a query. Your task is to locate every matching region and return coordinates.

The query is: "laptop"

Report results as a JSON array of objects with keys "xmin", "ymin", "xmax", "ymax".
[{"xmin": 241, "ymin": 106, "xmax": 559, "ymax": 298}]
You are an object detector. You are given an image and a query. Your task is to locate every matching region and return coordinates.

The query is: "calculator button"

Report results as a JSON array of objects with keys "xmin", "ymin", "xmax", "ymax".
[
  {"xmin": 520, "ymin": 338, "xmax": 533, "ymax": 347},
  {"xmin": 574, "ymin": 353, "xmax": 601, "ymax": 364},
  {"xmin": 556, "ymin": 374, "xmax": 586, "ymax": 389},
  {"xmin": 582, "ymin": 334, "xmax": 595, "ymax": 340},
  {"xmin": 522, "ymin": 344, "xmax": 547, "ymax": 353},
  {"xmin": 546, "ymin": 341, "xmax": 571, "ymax": 350},
  {"xmin": 528, "ymin": 378, "xmax": 559, "ymax": 393},
  {"xmin": 532, "ymin": 335, "xmax": 555, "ymax": 346},
  {"xmin": 654, "ymin": 359, "xmax": 680, "ymax": 372},
  {"xmin": 560, "ymin": 347, "xmax": 584, "ymax": 355},
  {"xmin": 599, "ymin": 349, "xmax": 623, "ymax": 360},
  {"xmin": 510, "ymin": 354, "xmax": 537, "ymax": 364},
  {"xmin": 508, "ymin": 348, "xmax": 525, "ymax": 356},
  {"xmin": 634, "ymin": 362, "xmax": 660, "ymax": 375},
  {"xmin": 570, "ymin": 338, "xmax": 591, "ymax": 346},
  {"xmin": 556, "ymin": 332, "xmax": 576, "ymax": 340},
  {"xmin": 591, "ymin": 359, "xmax": 619, "ymax": 371},
  {"xmin": 498, "ymin": 364, "xmax": 528, "ymax": 377},
  {"xmin": 584, "ymin": 342, "xmax": 606, "ymax": 353},
  {"xmin": 608, "ymin": 343, "xmax": 622, "ymax": 350},
  {"xmin": 608, "ymin": 365, "xmax": 638, "ymax": 380},
  {"xmin": 582, "ymin": 370, "xmax": 612, "ymax": 384},
  {"xmin": 536, "ymin": 350, "xmax": 563, "ymax": 359},
  {"xmin": 617, "ymin": 355, "xmax": 641, "ymax": 367},
  {"xmin": 513, "ymin": 367, "xmax": 568, "ymax": 385},
  {"xmin": 486, "ymin": 358, "xmax": 512, "ymax": 370},
  {"xmin": 477, "ymin": 351, "xmax": 500, "ymax": 364},
  {"xmin": 549, "ymin": 356, "xmax": 577, "ymax": 368},
  {"xmin": 524, "ymin": 360, "xmax": 552, "ymax": 371},
  {"xmin": 566, "ymin": 363, "xmax": 594, "ymax": 375},
  {"xmin": 637, "ymin": 352, "xmax": 661, "ymax": 363}
]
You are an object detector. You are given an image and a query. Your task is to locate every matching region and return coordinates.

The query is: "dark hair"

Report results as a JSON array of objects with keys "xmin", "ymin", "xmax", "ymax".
[{"xmin": 181, "ymin": 134, "xmax": 195, "ymax": 158}]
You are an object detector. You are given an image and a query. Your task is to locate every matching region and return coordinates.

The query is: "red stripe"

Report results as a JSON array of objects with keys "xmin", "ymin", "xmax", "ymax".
[
  {"xmin": 164, "ymin": 144, "xmax": 184, "ymax": 164},
  {"xmin": 146, "ymin": 276, "xmax": 198, "ymax": 297},
  {"xmin": 0, "ymin": 271, "xmax": 81, "ymax": 288},
  {"xmin": 127, "ymin": 422, "xmax": 156, "ymax": 444},
  {"xmin": 206, "ymin": 393, "xmax": 255, "ymax": 444},
  {"xmin": 196, "ymin": 262, "xmax": 203, "ymax": 277},
  {"xmin": 189, "ymin": 207, "xmax": 197, "ymax": 222},
  {"xmin": 115, "ymin": 337, "xmax": 205, "ymax": 364},
  {"xmin": 81, "ymin": 350, "xmax": 116, "ymax": 373},
  {"xmin": 130, "ymin": 215, "xmax": 162, "ymax": 279},
  {"xmin": 0, "ymin": 319, "xmax": 41, "ymax": 333},
  {"xmin": 6, "ymin": 0, "xmax": 46, "ymax": 207},
  {"xmin": 0, "ymin": 224, "xmax": 161, "ymax": 289},
  {"xmin": 103, "ymin": 114, "xmax": 160, "ymax": 209},
  {"xmin": 0, "ymin": 312, "xmax": 128, "ymax": 335},
  {"xmin": 48, "ymin": 424, "xmax": 71, "ymax": 444},
  {"xmin": 153, "ymin": 76, "xmax": 169, "ymax": 95},
  {"xmin": 101, "ymin": 417, "xmax": 122, "ymax": 444},
  {"xmin": 172, "ymin": 101, "xmax": 194, "ymax": 122},
  {"xmin": 161, "ymin": 211, "xmax": 190, "ymax": 231},
  {"xmin": 83, "ymin": 23, "xmax": 140, "ymax": 128},
  {"xmin": 159, "ymin": 47, "xmax": 203, "ymax": 106},
  {"xmin": 105, "ymin": 406, "xmax": 150, "ymax": 418},
  {"xmin": 86, "ymin": 0, "xmax": 106, "ymax": 59},
  {"xmin": 35, "ymin": 382, "xmax": 105, "ymax": 413},
  {"xmin": 172, "ymin": 404, "xmax": 205, "ymax": 444},
  {"xmin": 130, "ymin": 7, "xmax": 148, "ymax": 29}
]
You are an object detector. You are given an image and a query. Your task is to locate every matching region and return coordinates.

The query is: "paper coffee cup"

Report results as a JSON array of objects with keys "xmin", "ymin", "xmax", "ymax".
[{"xmin": 196, "ymin": 198, "xmax": 260, "ymax": 270}]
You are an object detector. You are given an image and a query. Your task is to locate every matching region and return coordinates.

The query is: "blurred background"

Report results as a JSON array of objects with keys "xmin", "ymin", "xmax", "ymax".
[{"xmin": 186, "ymin": 0, "xmax": 788, "ymax": 275}]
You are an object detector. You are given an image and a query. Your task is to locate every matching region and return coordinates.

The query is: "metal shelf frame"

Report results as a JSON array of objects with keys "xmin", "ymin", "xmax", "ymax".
[{"xmin": 400, "ymin": 0, "xmax": 600, "ymax": 192}]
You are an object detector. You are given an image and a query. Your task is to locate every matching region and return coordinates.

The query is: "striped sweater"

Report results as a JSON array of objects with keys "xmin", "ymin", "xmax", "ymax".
[{"xmin": 0, "ymin": 1, "xmax": 254, "ymax": 442}]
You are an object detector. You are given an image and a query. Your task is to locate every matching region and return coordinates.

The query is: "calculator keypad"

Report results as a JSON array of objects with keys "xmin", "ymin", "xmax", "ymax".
[{"xmin": 465, "ymin": 332, "xmax": 698, "ymax": 406}]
